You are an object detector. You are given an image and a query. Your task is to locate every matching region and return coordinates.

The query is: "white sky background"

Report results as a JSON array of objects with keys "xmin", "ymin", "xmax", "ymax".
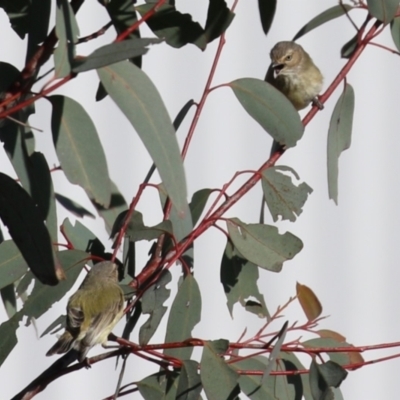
[{"xmin": 1, "ymin": 1, "xmax": 400, "ymax": 399}]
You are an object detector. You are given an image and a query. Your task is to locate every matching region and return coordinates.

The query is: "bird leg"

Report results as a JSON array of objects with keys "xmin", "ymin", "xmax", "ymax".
[{"xmin": 312, "ymin": 96, "xmax": 324, "ymax": 110}]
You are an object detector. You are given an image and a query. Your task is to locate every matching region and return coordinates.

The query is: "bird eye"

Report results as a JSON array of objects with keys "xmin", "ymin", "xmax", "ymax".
[{"xmin": 285, "ymin": 54, "xmax": 292, "ymax": 61}]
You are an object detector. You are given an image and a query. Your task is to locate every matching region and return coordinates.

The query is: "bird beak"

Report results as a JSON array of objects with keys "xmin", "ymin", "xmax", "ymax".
[{"xmin": 271, "ymin": 62, "xmax": 284, "ymax": 78}]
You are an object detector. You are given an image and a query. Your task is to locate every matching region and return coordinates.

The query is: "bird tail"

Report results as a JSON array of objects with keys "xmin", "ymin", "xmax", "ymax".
[{"xmin": 46, "ymin": 331, "xmax": 75, "ymax": 356}]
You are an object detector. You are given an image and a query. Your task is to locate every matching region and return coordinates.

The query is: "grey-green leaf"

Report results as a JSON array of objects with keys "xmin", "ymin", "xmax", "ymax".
[
  {"xmin": 21, "ymin": 250, "xmax": 87, "ymax": 324},
  {"xmin": 232, "ymin": 356, "xmax": 276, "ymax": 400},
  {"xmin": 137, "ymin": 371, "xmax": 179, "ymax": 399},
  {"xmin": 327, "ymin": 83, "xmax": 354, "ymax": 204},
  {"xmin": 0, "ymin": 173, "xmax": 61, "ymax": 285},
  {"xmin": 139, "ymin": 270, "xmax": 171, "ymax": 345},
  {"xmin": 54, "ymin": 0, "xmax": 79, "ymax": 78},
  {"xmin": 0, "ymin": 313, "xmax": 20, "ymax": 368},
  {"xmin": 176, "ymin": 360, "xmax": 202, "ymax": 400},
  {"xmin": 50, "ymin": 95, "xmax": 111, "ymax": 207},
  {"xmin": 98, "ymin": 61, "xmax": 188, "ymax": 214},
  {"xmin": 61, "ymin": 218, "xmax": 96, "ymax": 251},
  {"xmin": 164, "ymin": 275, "xmax": 201, "ymax": 360},
  {"xmin": 189, "ymin": 188, "xmax": 212, "ymax": 226},
  {"xmin": 227, "ymin": 218, "xmax": 303, "ymax": 272},
  {"xmin": 220, "ymin": 240, "xmax": 269, "ymax": 318},
  {"xmin": 293, "ymin": 5, "xmax": 353, "ymax": 41},
  {"xmin": 229, "ymin": 78, "xmax": 304, "ymax": 147},
  {"xmin": 367, "ymin": 0, "xmax": 399, "ymax": 24},
  {"xmin": 391, "ymin": 16, "xmax": 400, "ymax": 51},
  {"xmin": 262, "ymin": 166, "xmax": 313, "ymax": 222},
  {"xmin": 201, "ymin": 341, "xmax": 239, "ymax": 400},
  {"xmin": 72, "ymin": 38, "xmax": 162, "ymax": 73},
  {"xmin": 0, "ymin": 240, "xmax": 29, "ymax": 290}
]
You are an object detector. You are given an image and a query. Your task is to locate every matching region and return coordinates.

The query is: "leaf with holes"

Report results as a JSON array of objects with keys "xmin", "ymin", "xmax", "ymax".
[{"xmin": 227, "ymin": 218, "xmax": 303, "ymax": 272}]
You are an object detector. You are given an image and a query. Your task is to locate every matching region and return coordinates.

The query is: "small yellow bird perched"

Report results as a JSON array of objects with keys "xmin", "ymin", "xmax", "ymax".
[
  {"xmin": 46, "ymin": 261, "xmax": 124, "ymax": 363},
  {"xmin": 265, "ymin": 41, "xmax": 323, "ymax": 110}
]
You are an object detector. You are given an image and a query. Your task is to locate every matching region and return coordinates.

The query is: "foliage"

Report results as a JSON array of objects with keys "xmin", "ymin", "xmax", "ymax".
[{"xmin": 0, "ymin": 0, "xmax": 399, "ymax": 399}]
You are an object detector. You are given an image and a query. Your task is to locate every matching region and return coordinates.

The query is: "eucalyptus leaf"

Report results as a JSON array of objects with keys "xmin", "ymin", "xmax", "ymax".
[
  {"xmin": 327, "ymin": 83, "xmax": 354, "ymax": 204},
  {"xmin": 139, "ymin": 270, "xmax": 171, "ymax": 345},
  {"xmin": 137, "ymin": 4, "xmax": 206, "ymax": 49},
  {"xmin": 229, "ymin": 78, "xmax": 304, "ymax": 147},
  {"xmin": 72, "ymin": 38, "xmax": 162, "ymax": 73},
  {"xmin": 0, "ymin": 173, "xmax": 61, "ymax": 286},
  {"xmin": 164, "ymin": 275, "xmax": 201, "ymax": 360},
  {"xmin": 367, "ymin": 0, "xmax": 399, "ymax": 24},
  {"xmin": 201, "ymin": 341, "xmax": 239, "ymax": 400},
  {"xmin": 98, "ymin": 61, "xmax": 188, "ymax": 215},
  {"xmin": 258, "ymin": 0, "xmax": 277, "ymax": 35},
  {"xmin": 54, "ymin": 0, "xmax": 79, "ymax": 78},
  {"xmin": 262, "ymin": 166, "xmax": 313, "ymax": 222},
  {"xmin": 293, "ymin": 5, "xmax": 353, "ymax": 41},
  {"xmin": 220, "ymin": 240, "xmax": 269, "ymax": 318},
  {"xmin": 227, "ymin": 218, "xmax": 303, "ymax": 272},
  {"xmin": 50, "ymin": 95, "xmax": 111, "ymax": 207},
  {"xmin": 0, "ymin": 240, "xmax": 29, "ymax": 290},
  {"xmin": 391, "ymin": 16, "xmax": 400, "ymax": 51}
]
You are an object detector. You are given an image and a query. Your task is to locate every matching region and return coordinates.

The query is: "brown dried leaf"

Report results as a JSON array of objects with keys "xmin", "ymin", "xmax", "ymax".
[{"xmin": 296, "ymin": 282, "xmax": 322, "ymax": 321}]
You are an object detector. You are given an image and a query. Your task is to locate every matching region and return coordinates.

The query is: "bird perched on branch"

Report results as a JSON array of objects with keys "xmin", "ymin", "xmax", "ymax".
[
  {"xmin": 46, "ymin": 261, "xmax": 124, "ymax": 363},
  {"xmin": 265, "ymin": 41, "xmax": 323, "ymax": 111}
]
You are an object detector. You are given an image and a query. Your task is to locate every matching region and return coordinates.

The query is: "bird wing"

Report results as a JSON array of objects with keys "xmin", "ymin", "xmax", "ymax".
[{"xmin": 79, "ymin": 285, "xmax": 124, "ymax": 348}]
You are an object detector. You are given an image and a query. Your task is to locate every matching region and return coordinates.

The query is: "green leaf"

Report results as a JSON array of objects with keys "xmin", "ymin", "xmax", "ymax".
[
  {"xmin": 50, "ymin": 95, "xmax": 111, "ymax": 207},
  {"xmin": 327, "ymin": 83, "xmax": 354, "ymax": 204},
  {"xmin": 98, "ymin": 62, "xmax": 187, "ymax": 215},
  {"xmin": 341, "ymin": 33, "xmax": 358, "ymax": 59},
  {"xmin": 26, "ymin": 0, "xmax": 51, "ymax": 60},
  {"xmin": 262, "ymin": 166, "xmax": 313, "ymax": 222},
  {"xmin": 202, "ymin": 0, "xmax": 235, "ymax": 43},
  {"xmin": 139, "ymin": 270, "xmax": 171, "ymax": 345},
  {"xmin": 1, "ymin": 284, "xmax": 17, "ymax": 318},
  {"xmin": 232, "ymin": 356, "xmax": 276, "ymax": 400},
  {"xmin": 390, "ymin": 16, "xmax": 400, "ymax": 51},
  {"xmin": 229, "ymin": 78, "xmax": 304, "ymax": 148},
  {"xmin": 137, "ymin": 371, "xmax": 179, "ymax": 399},
  {"xmin": 309, "ymin": 360, "xmax": 348, "ymax": 400},
  {"xmin": 54, "ymin": 0, "xmax": 79, "ymax": 78},
  {"xmin": 0, "ymin": 108, "xmax": 35, "ymax": 193},
  {"xmin": 0, "ymin": 240, "xmax": 29, "ymax": 290},
  {"xmin": 61, "ymin": 218, "xmax": 96, "ymax": 251},
  {"xmin": 367, "ymin": 0, "xmax": 399, "ymax": 24},
  {"xmin": 137, "ymin": 4, "xmax": 207, "ymax": 49},
  {"xmin": 280, "ymin": 352, "xmax": 313, "ymax": 400},
  {"xmin": 0, "ymin": 0, "xmax": 30, "ymax": 38},
  {"xmin": 0, "ymin": 313, "xmax": 21, "ymax": 368},
  {"xmin": 55, "ymin": 193, "xmax": 95, "ymax": 219},
  {"xmin": 176, "ymin": 360, "xmax": 202, "ymax": 400},
  {"xmin": 227, "ymin": 218, "xmax": 303, "ymax": 272},
  {"xmin": 27, "ymin": 152, "xmax": 58, "ymax": 242},
  {"xmin": 220, "ymin": 240, "xmax": 269, "ymax": 318},
  {"xmin": 0, "ymin": 173, "xmax": 61, "ymax": 286},
  {"xmin": 21, "ymin": 250, "xmax": 87, "ymax": 324},
  {"xmin": 258, "ymin": 0, "xmax": 277, "ymax": 35},
  {"xmin": 91, "ymin": 180, "xmax": 127, "ymax": 234},
  {"xmin": 104, "ymin": 0, "xmax": 142, "ymax": 68},
  {"xmin": 201, "ymin": 341, "xmax": 239, "ymax": 400},
  {"xmin": 72, "ymin": 38, "xmax": 162, "ymax": 73},
  {"xmin": 189, "ymin": 189, "xmax": 212, "ymax": 226},
  {"xmin": 125, "ymin": 210, "xmax": 173, "ymax": 242},
  {"xmin": 164, "ymin": 275, "xmax": 201, "ymax": 360},
  {"xmin": 293, "ymin": 5, "xmax": 353, "ymax": 41},
  {"xmin": 261, "ymin": 322, "xmax": 288, "ymax": 384},
  {"xmin": 302, "ymin": 338, "xmax": 354, "ymax": 366}
]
